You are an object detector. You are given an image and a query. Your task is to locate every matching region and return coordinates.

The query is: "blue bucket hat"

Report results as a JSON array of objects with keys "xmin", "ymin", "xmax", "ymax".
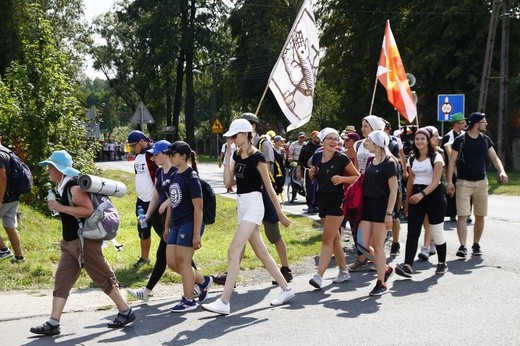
[
  {"xmin": 38, "ymin": 150, "xmax": 80, "ymax": 176},
  {"xmin": 147, "ymin": 140, "xmax": 171, "ymax": 155}
]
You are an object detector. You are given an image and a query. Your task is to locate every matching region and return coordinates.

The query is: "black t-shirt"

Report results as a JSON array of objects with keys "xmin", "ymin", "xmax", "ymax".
[
  {"xmin": 452, "ymin": 133, "xmax": 493, "ymax": 181},
  {"xmin": 313, "ymin": 151, "xmax": 351, "ymax": 193},
  {"xmin": 298, "ymin": 141, "xmax": 321, "ymax": 169},
  {"xmin": 61, "ymin": 179, "xmax": 82, "ymax": 241},
  {"xmin": 364, "ymin": 156, "xmax": 398, "ymax": 198},
  {"xmin": 233, "ymin": 151, "xmax": 266, "ymax": 194}
]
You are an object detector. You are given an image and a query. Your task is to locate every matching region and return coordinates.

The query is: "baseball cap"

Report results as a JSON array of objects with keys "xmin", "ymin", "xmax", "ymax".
[
  {"xmin": 465, "ymin": 112, "xmax": 485, "ymax": 131},
  {"xmin": 298, "ymin": 132, "xmax": 306, "ymax": 138},
  {"xmin": 223, "ymin": 118, "xmax": 253, "ymax": 137},
  {"xmin": 147, "ymin": 140, "xmax": 171, "ymax": 155},
  {"xmin": 127, "ymin": 130, "xmax": 151, "ymax": 143},
  {"xmin": 240, "ymin": 112, "xmax": 260, "ymax": 124},
  {"xmin": 273, "ymin": 135, "xmax": 285, "ymax": 141},
  {"xmin": 450, "ymin": 112, "xmax": 466, "ymax": 123},
  {"xmin": 346, "ymin": 132, "xmax": 360, "ymax": 142},
  {"xmin": 167, "ymin": 141, "xmax": 192, "ymax": 156}
]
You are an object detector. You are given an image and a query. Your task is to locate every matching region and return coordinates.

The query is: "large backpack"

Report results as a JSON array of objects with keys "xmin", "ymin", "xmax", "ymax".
[
  {"xmin": 258, "ymin": 136, "xmax": 285, "ymax": 194},
  {"xmin": 343, "ymin": 172, "xmax": 366, "ymax": 224},
  {"xmin": 0, "ymin": 147, "xmax": 33, "ymax": 196},
  {"xmin": 191, "ymin": 172, "xmax": 216, "ymax": 225}
]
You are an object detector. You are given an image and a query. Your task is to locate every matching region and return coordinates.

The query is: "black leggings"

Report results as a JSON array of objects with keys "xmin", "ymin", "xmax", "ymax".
[{"xmin": 405, "ymin": 184, "xmax": 447, "ymax": 266}]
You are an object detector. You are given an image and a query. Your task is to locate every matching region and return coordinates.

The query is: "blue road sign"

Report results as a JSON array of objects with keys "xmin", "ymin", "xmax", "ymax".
[{"xmin": 437, "ymin": 94, "xmax": 465, "ymax": 122}]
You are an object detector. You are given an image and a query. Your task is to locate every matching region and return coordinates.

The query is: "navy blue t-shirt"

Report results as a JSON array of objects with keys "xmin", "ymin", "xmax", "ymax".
[
  {"xmin": 169, "ymin": 167, "xmax": 202, "ymax": 226},
  {"xmin": 452, "ymin": 133, "xmax": 493, "ymax": 181},
  {"xmin": 155, "ymin": 166, "xmax": 177, "ymax": 204}
]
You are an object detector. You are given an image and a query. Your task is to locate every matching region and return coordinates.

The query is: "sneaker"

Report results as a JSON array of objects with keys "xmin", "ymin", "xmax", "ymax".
[
  {"xmin": 170, "ymin": 297, "xmax": 197, "ymax": 313},
  {"xmin": 418, "ymin": 246, "xmax": 429, "ymax": 261},
  {"xmin": 193, "ymin": 285, "xmax": 201, "ymax": 298},
  {"xmin": 429, "ymin": 242, "xmax": 437, "ymax": 256},
  {"xmin": 212, "ymin": 272, "xmax": 227, "ymax": 285},
  {"xmin": 107, "ymin": 309, "xmax": 136, "ymax": 328},
  {"xmin": 270, "ymin": 288, "xmax": 295, "ymax": 306},
  {"xmin": 390, "ymin": 242, "xmax": 400, "ymax": 256},
  {"xmin": 368, "ymin": 263, "xmax": 377, "ymax": 271},
  {"xmin": 202, "ymin": 298, "xmax": 230, "ymax": 315},
  {"xmin": 436, "ymin": 262, "xmax": 449, "ymax": 275},
  {"xmin": 197, "ymin": 276, "xmax": 213, "ymax": 302},
  {"xmin": 309, "ymin": 274, "xmax": 323, "ymax": 289},
  {"xmin": 472, "ymin": 243, "xmax": 482, "ymax": 256},
  {"xmin": 384, "ymin": 266, "xmax": 394, "ymax": 283},
  {"xmin": 0, "ymin": 248, "xmax": 13, "ymax": 260},
  {"xmin": 467, "ymin": 217, "xmax": 472, "ymax": 224},
  {"xmin": 11, "ymin": 256, "xmax": 25, "ymax": 264},
  {"xmin": 128, "ymin": 288, "xmax": 149, "ymax": 302},
  {"xmin": 395, "ymin": 264, "xmax": 413, "ymax": 278},
  {"xmin": 348, "ymin": 259, "xmax": 368, "ymax": 272},
  {"xmin": 30, "ymin": 321, "xmax": 61, "ymax": 335},
  {"xmin": 332, "ymin": 270, "xmax": 351, "ymax": 283},
  {"xmin": 133, "ymin": 258, "xmax": 150, "ymax": 268},
  {"xmin": 369, "ymin": 280, "xmax": 388, "ymax": 296},
  {"xmin": 272, "ymin": 267, "xmax": 293, "ymax": 285},
  {"xmin": 456, "ymin": 245, "xmax": 467, "ymax": 258}
]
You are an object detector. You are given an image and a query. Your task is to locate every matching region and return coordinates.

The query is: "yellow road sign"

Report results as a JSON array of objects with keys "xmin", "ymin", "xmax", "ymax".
[{"xmin": 212, "ymin": 119, "xmax": 224, "ymax": 134}]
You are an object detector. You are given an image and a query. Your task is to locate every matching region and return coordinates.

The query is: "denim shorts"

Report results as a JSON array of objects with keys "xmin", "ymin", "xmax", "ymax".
[
  {"xmin": 237, "ymin": 191, "xmax": 264, "ymax": 226},
  {"xmin": 168, "ymin": 222, "xmax": 205, "ymax": 247}
]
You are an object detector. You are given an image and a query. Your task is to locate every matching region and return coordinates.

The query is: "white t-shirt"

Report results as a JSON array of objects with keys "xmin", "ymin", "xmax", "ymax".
[
  {"xmin": 407, "ymin": 152, "xmax": 444, "ymax": 185},
  {"xmin": 134, "ymin": 153, "xmax": 155, "ymax": 202},
  {"xmin": 288, "ymin": 141, "xmax": 305, "ymax": 162},
  {"xmin": 221, "ymin": 143, "xmax": 236, "ymax": 166}
]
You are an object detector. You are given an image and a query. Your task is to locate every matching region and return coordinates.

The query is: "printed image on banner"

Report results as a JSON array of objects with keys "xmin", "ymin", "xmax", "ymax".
[{"xmin": 268, "ymin": 0, "xmax": 320, "ymax": 131}]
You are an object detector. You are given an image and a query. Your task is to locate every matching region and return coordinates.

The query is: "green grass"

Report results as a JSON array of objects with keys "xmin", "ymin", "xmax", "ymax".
[
  {"xmin": 0, "ymin": 169, "xmax": 321, "ymax": 291},
  {"xmin": 488, "ymin": 171, "xmax": 520, "ymax": 195}
]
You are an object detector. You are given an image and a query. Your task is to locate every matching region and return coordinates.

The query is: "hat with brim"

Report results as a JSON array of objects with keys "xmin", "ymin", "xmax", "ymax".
[
  {"xmin": 273, "ymin": 135, "xmax": 285, "ymax": 142},
  {"xmin": 223, "ymin": 119, "xmax": 253, "ymax": 137},
  {"xmin": 38, "ymin": 150, "xmax": 80, "ymax": 176},
  {"xmin": 147, "ymin": 140, "xmax": 171, "ymax": 155},
  {"xmin": 167, "ymin": 141, "xmax": 192, "ymax": 156}
]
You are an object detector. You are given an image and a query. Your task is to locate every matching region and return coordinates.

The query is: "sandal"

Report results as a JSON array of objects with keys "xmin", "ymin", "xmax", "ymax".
[
  {"xmin": 30, "ymin": 321, "xmax": 61, "ymax": 335},
  {"xmin": 107, "ymin": 309, "xmax": 136, "ymax": 328}
]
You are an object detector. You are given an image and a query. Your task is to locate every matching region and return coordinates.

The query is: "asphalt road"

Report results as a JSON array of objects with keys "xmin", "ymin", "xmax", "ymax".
[{"xmin": 3, "ymin": 160, "xmax": 519, "ymax": 345}]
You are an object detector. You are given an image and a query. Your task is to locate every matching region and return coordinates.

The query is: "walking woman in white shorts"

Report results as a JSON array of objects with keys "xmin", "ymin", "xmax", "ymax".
[{"xmin": 202, "ymin": 119, "xmax": 294, "ymax": 315}]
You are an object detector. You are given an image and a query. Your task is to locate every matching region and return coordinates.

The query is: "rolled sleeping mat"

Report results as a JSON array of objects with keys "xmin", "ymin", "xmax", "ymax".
[{"xmin": 78, "ymin": 174, "xmax": 127, "ymax": 198}]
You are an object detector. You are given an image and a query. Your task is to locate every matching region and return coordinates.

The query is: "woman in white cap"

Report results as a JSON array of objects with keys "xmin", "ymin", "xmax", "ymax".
[
  {"xmin": 30, "ymin": 150, "xmax": 135, "ymax": 336},
  {"xmin": 202, "ymin": 119, "xmax": 294, "ymax": 315},
  {"xmin": 357, "ymin": 131, "xmax": 398, "ymax": 296},
  {"xmin": 396, "ymin": 127, "xmax": 448, "ymax": 278},
  {"xmin": 307, "ymin": 128, "xmax": 359, "ymax": 289}
]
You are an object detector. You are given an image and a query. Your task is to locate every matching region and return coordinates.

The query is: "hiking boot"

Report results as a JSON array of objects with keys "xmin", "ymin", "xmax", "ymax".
[
  {"xmin": 30, "ymin": 322, "xmax": 61, "ymax": 335},
  {"xmin": 332, "ymin": 269, "xmax": 351, "ymax": 283},
  {"xmin": 170, "ymin": 297, "xmax": 197, "ymax": 313},
  {"xmin": 456, "ymin": 245, "xmax": 467, "ymax": 258},
  {"xmin": 107, "ymin": 309, "xmax": 136, "ymax": 328},
  {"xmin": 202, "ymin": 298, "xmax": 230, "ymax": 315},
  {"xmin": 436, "ymin": 262, "xmax": 449, "ymax": 275},
  {"xmin": 197, "ymin": 276, "xmax": 213, "ymax": 302},
  {"xmin": 384, "ymin": 266, "xmax": 394, "ymax": 283},
  {"xmin": 395, "ymin": 264, "xmax": 413, "ymax": 278},
  {"xmin": 348, "ymin": 259, "xmax": 368, "ymax": 272},
  {"xmin": 0, "ymin": 248, "xmax": 13, "ymax": 260},
  {"xmin": 389, "ymin": 242, "xmax": 400, "ymax": 256},
  {"xmin": 309, "ymin": 274, "xmax": 323, "ymax": 289},
  {"xmin": 272, "ymin": 267, "xmax": 293, "ymax": 285},
  {"xmin": 429, "ymin": 241, "xmax": 437, "ymax": 256},
  {"xmin": 270, "ymin": 288, "xmax": 295, "ymax": 306},
  {"xmin": 133, "ymin": 258, "xmax": 150, "ymax": 268},
  {"xmin": 472, "ymin": 243, "xmax": 482, "ymax": 256},
  {"xmin": 128, "ymin": 288, "xmax": 149, "ymax": 302},
  {"xmin": 369, "ymin": 280, "xmax": 388, "ymax": 296},
  {"xmin": 418, "ymin": 246, "xmax": 429, "ymax": 261}
]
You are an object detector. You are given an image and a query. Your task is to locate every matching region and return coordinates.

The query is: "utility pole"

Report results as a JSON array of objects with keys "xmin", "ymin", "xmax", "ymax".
[
  {"xmin": 477, "ymin": 0, "xmax": 501, "ymax": 113},
  {"xmin": 498, "ymin": 0, "xmax": 510, "ymax": 162}
]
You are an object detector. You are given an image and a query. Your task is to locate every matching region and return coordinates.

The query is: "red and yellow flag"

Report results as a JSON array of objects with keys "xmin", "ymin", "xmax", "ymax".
[{"xmin": 376, "ymin": 20, "xmax": 417, "ymax": 123}]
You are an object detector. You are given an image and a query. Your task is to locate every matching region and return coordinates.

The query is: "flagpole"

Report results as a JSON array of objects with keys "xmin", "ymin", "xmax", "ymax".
[
  {"xmin": 369, "ymin": 76, "xmax": 378, "ymax": 115},
  {"xmin": 254, "ymin": 0, "xmax": 308, "ymax": 117}
]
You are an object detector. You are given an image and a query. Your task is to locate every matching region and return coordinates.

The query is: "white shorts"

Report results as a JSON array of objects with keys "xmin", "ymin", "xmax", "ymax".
[
  {"xmin": 237, "ymin": 191, "xmax": 264, "ymax": 226},
  {"xmin": 0, "ymin": 201, "xmax": 19, "ymax": 228}
]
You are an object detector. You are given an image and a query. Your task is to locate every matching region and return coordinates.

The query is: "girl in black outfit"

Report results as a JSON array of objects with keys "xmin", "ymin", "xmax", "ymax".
[{"xmin": 397, "ymin": 127, "xmax": 448, "ymax": 277}]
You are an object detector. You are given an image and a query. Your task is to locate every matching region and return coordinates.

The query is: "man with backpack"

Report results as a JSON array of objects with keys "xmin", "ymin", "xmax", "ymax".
[{"xmin": 0, "ymin": 133, "xmax": 25, "ymax": 263}]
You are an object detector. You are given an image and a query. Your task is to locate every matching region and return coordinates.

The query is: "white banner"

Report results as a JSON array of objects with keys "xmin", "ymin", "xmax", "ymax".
[{"xmin": 268, "ymin": 0, "xmax": 320, "ymax": 131}]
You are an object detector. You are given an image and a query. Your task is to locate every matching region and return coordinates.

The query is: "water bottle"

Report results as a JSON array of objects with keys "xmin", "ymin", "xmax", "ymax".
[
  {"xmin": 47, "ymin": 189, "xmax": 59, "ymax": 216},
  {"xmin": 137, "ymin": 206, "xmax": 148, "ymax": 228}
]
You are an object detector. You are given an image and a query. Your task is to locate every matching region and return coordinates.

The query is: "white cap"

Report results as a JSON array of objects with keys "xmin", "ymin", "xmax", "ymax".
[{"xmin": 223, "ymin": 118, "xmax": 253, "ymax": 137}]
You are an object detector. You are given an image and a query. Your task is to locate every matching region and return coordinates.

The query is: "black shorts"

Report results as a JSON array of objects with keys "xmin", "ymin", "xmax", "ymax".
[
  {"xmin": 361, "ymin": 197, "xmax": 389, "ymax": 223},
  {"xmin": 317, "ymin": 191, "xmax": 344, "ymax": 218}
]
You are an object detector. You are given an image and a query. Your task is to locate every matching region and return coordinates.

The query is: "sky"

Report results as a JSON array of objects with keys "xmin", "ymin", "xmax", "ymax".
[{"xmin": 83, "ymin": 0, "xmax": 116, "ymax": 79}]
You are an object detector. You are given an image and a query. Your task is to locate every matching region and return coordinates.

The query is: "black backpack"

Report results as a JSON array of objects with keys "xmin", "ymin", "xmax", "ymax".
[
  {"xmin": 409, "ymin": 151, "xmax": 447, "ymax": 195},
  {"xmin": 191, "ymin": 172, "xmax": 216, "ymax": 225},
  {"xmin": 0, "ymin": 148, "xmax": 33, "ymax": 196}
]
